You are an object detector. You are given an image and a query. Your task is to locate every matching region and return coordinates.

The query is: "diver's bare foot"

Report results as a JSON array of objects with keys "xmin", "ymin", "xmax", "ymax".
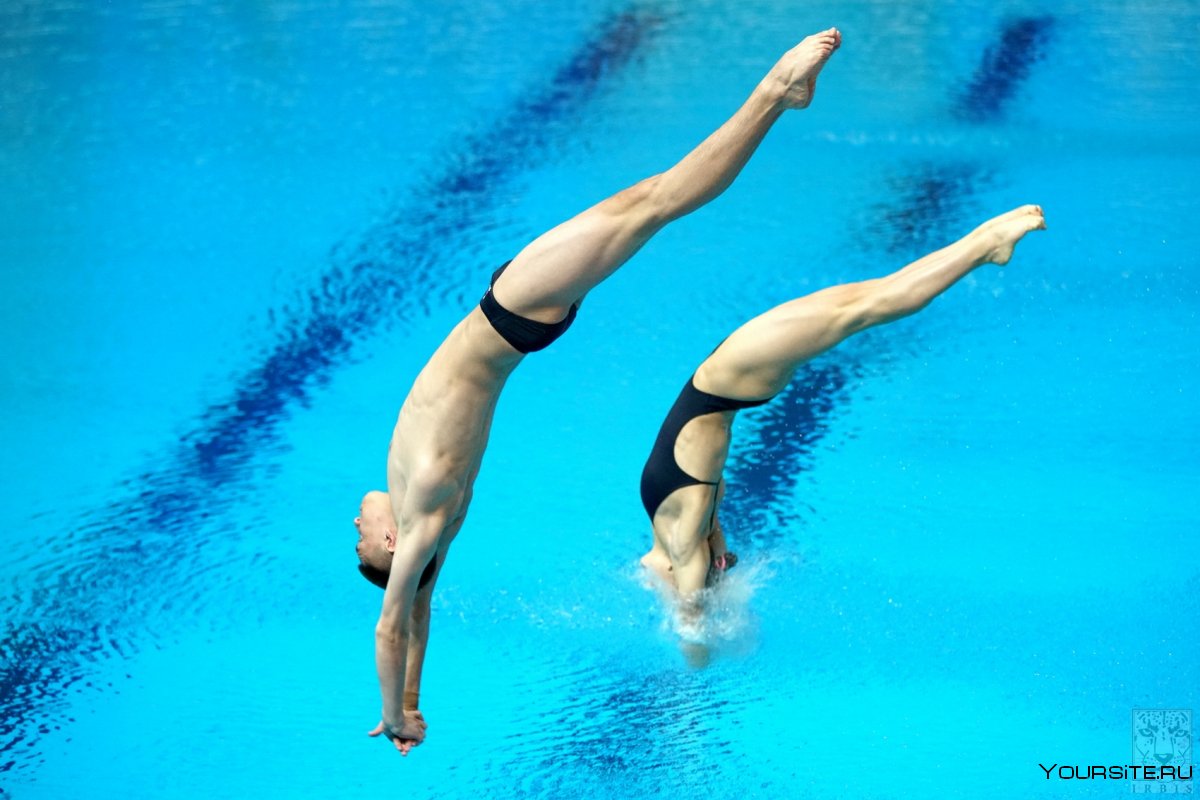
[
  {"xmin": 766, "ymin": 28, "xmax": 841, "ymax": 110},
  {"xmin": 975, "ymin": 204, "xmax": 1047, "ymax": 265}
]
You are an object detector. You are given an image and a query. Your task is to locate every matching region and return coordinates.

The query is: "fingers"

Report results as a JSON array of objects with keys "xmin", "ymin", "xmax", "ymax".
[
  {"xmin": 392, "ymin": 733, "xmax": 422, "ymax": 756},
  {"xmin": 369, "ymin": 717, "xmax": 428, "ymax": 755}
]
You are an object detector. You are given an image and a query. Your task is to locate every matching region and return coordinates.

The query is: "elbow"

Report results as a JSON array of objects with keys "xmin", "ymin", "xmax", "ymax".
[{"xmin": 375, "ymin": 618, "xmax": 403, "ymax": 646}]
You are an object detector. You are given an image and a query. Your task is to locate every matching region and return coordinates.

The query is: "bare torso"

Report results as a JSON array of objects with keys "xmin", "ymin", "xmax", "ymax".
[
  {"xmin": 643, "ymin": 407, "xmax": 737, "ymax": 581},
  {"xmin": 386, "ymin": 308, "xmax": 524, "ymax": 530}
]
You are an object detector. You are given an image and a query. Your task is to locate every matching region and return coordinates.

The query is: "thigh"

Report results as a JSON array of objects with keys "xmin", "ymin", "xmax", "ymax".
[
  {"xmin": 699, "ymin": 282, "xmax": 870, "ymax": 398},
  {"xmin": 490, "ymin": 178, "xmax": 662, "ymax": 318}
]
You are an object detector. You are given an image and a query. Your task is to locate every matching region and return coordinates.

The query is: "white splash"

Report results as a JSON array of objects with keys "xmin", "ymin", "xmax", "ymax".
[{"xmin": 637, "ymin": 556, "xmax": 775, "ymax": 659}]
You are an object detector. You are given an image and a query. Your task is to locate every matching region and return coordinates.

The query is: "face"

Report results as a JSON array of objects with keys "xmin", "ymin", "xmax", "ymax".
[{"xmin": 354, "ymin": 490, "xmax": 396, "ymax": 569}]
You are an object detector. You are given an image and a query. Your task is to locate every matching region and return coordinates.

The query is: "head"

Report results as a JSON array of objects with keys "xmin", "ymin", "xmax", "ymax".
[{"xmin": 354, "ymin": 490, "xmax": 395, "ymax": 589}]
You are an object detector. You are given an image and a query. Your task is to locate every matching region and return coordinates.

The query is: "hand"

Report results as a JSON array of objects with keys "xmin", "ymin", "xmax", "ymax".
[{"xmin": 368, "ymin": 710, "xmax": 427, "ymax": 756}]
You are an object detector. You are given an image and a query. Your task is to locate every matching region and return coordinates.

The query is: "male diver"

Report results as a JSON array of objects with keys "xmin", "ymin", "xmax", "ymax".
[{"xmin": 353, "ymin": 29, "xmax": 843, "ymax": 754}]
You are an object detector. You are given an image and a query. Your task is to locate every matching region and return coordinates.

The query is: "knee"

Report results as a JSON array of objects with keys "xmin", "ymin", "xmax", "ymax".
[
  {"xmin": 841, "ymin": 279, "xmax": 902, "ymax": 331},
  {"xmin": 622, "ymin": 173, "xmax": 662, "ymax": 207},
  {"xmin": 855, "ymin": 276, "xmax": 934, "ymax": 327},
  {"xmin": 608, "ymin": 174, "xmax": 669, "ymax": 228}
]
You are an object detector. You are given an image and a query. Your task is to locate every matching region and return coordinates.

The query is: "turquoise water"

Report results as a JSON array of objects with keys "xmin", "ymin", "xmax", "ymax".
[{"xmin": 2, "ymin": 1, "xmax": 1197, "ymax": 798}]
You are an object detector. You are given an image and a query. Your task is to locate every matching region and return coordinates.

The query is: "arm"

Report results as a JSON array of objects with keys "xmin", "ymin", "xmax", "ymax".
[
  {"xmin": 401, "ymin": 535, "xmax": 455, "ymax": 715},
  {"xmin": 664, "ymin": 514, "xmax": 713, "ymax": 633},
  {"xmin": 669, "ymin": 480, "xmax": 731, "ymax": 631},
  {"xmin": 369, "ymin": 512, "xmax": 446, "ymax": 755},
  {"xmin": 706, "ymin": 482, "xmax": 734, "ymax": 570}
]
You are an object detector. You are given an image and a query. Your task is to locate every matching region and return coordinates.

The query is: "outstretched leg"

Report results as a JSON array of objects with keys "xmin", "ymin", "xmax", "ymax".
[
  {"xmin": 492, "ymin": 28, "xmax": 842, "ymax": 322},
  {"xmin": 697, "ymin": 205, "xmax": 1047, "ymax": 399}
]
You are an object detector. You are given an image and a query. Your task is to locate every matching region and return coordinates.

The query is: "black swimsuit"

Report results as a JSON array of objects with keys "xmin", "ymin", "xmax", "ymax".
[
  {"xmin": 639, "ymin": 376, "xmax": 773, "ymax": 521},
  {"xmin": 479, "ymin": 262, "xmax": 578, "ymax": 352}
]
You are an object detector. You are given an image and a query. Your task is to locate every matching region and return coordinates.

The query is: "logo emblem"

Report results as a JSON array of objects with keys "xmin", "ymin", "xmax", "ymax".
[{"xmin": 1132, "ymin": 709, "xmax": 1193, "ymax": 794}]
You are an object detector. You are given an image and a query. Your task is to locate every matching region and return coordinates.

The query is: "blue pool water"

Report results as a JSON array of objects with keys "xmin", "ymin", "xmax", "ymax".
[{"xmin": 2, "ymin": 1, "xmax": 1197, "ymax": 798}]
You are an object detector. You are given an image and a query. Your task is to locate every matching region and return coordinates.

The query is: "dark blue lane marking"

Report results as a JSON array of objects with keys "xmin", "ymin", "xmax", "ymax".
[
  {"xmin": 718, "ymin": 15, "xmax": 1056, "ymax": 554},
  {"xmin": 191, "ymin": 4, "xmax": 667, "ymax": 483},
  {"xmin": 0, "ymin": 5, "xmax": 666, "ymax": 772},
  {"xmin": 721, "ymin": 361, "xmax": 858, "ymax": 551},
  {"xmin": 505, "ymin": 667, "xmax": 733, "ymax": 792},
  {"xmin": 953, "ymin": 15, "xmax": 1056, "ymax": 124},
  {"xmin": 871, "ymin": 161, "xmax": 992, "ymax": 255}
]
